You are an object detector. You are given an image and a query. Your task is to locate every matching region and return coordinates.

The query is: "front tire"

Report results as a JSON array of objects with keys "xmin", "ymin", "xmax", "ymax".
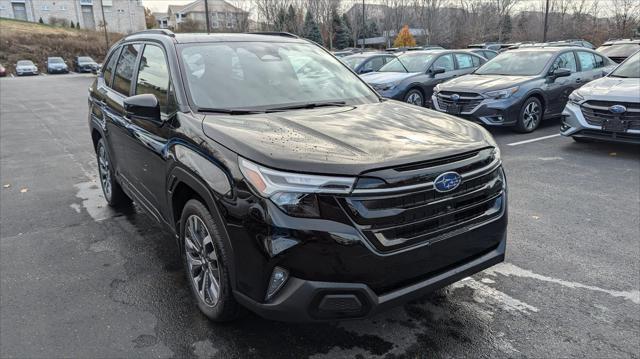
[
  {"xmin": 96, "ymin": 138, "xmax": 131, "ymax": 207},
  {"xmin": 180, "ymin": 199, "xmax": 239, "ymax": 322},
  {"xmin": 515, "ymin": 97, "xmax": 543, "ymax": 133},
  {"xmin": 404, "ymin": 89, "xmax": 424, "ymax": 107}
]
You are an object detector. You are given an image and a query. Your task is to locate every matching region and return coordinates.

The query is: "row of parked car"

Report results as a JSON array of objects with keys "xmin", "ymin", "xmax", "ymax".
[
  {"xmin": 339, "ymin": 40, "xmax": 639, "ymax": 142},
  {"xmin": 0, "ymin": 56, "xmax": 100, "ymax": 77}
]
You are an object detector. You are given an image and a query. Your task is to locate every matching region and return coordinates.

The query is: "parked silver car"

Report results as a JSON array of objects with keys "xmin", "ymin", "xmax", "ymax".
[
  {"xmin": 561, "ymin": 51, "xmax": 640, "ymax": 143},
  {"xmin": 15, "ymin": 60, "xmax": 38, "ymax": 76}
]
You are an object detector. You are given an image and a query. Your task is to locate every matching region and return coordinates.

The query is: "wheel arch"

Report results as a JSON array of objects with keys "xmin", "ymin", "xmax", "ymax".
[
  {"xmin": 167, "ymin": 166, "xmax": 237, "ymax": 287},
  {"xmin": 523, "ymin": 90, "xmax": 547, "ymax": 113}
]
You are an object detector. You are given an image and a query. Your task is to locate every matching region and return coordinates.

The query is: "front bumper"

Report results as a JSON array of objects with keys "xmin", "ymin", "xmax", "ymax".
[
  {"xmin": 432, "ymin": 94, "xmax": 523, "ymax": 126},
  {"xmin": 16, "ymin": 70, "xmax": 38, "ymax": 76},
  {"xmin": 561, "ymin": 102, "xmax": 640, "ymax": 144},
  {"xmin": 48, "ymin": 67, "xmax": 69, "ymax": 74},
  {"xmin": 235, "ymin": 235, "xmax": 505, "ymax": 322}
]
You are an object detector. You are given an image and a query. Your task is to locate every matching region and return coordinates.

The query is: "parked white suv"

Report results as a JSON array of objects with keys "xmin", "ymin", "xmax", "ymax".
[{"xmin": 561, "ymin": 51, "xmax": 640, "ymax": 144}]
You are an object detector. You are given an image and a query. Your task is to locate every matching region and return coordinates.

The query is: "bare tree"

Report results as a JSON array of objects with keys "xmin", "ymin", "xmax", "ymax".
[{"xmin": 611, "ymin": 0, "xmax": 639, "ymax": 38}]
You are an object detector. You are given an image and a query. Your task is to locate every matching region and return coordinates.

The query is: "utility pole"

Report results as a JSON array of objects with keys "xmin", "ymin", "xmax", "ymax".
[
  {"xmin": 100, "ymin": 0, "xmax": 109, "ymax": 50},
  {"xmin": 204, "ymin": 0, "xmax": 211, "ymax": 34},
  {"xmin": 361, "ymin": 0, "xmax": 365, "ymax": 49},
  {"xmin": 542, "ymin": 0, "xmax": 550, "ymax": 42}
]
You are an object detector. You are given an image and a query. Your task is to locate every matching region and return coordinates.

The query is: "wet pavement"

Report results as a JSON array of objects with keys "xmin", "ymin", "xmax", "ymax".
[{"xmin": 1, "ymin": 74, "xmax": 639, "ymax": 358}]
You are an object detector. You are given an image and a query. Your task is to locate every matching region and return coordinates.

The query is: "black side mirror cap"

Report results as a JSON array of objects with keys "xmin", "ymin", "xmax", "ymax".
[
  {"xmin": 124, "ymin": 94, "xmax": 161, "ymax": 122},
  {"xmin": 550, "ymin": 68, "xmax": 571, "ymax": 79},
  {"xmin": 429, "ymin": 67, "xmax": 446, "ymax": 77}
]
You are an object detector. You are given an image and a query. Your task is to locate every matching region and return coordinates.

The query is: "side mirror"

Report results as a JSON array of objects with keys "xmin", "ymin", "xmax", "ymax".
[
  {"xmin": 550, "ymin": 68, "xmax": 571, "ymax": 80},
  {"xmin": 429, "ymin": 67, "xmax": 446, "ymax": 77},
  {"xmin": 124, "ymin": 94, "xmax": 161, "ymax": 122}
]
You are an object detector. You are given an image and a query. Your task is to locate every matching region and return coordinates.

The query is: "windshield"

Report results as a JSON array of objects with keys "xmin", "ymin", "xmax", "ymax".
[
  {"xmin": 17, "ymin": 60, "xmax": 34, "ymax": 66},
  {"xmin": 49, "ymin": 58, "xmax": 64, "ymax": 63},
  {"xmin": 78, "ymin": 56, "xmax": 94, "ymax": 63},
  {"xmin": 342, "ymin": 56, "xmax": 366, "ymax": 69},
  {"xmin": 597, "ymin": 44, "xmax": 640, "ymax": 57},
  {"xmin": 475, "ymin": 51, "xmax": 554, "ymax": 76},
  {"xmin": 378, "ymin": 53, "xmax": 436, "ymax": 73},
  {"xmin": 179, "ymin": 42, "xmax": 378, "ymax": 110},
  {"xmin": 610, "ymin": 52, "xmax": 640, "ymax": 78}
]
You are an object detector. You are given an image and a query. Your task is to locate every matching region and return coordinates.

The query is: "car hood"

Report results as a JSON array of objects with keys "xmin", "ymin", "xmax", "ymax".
[
  {"xmin": 17, "ymin": 65, "xmax": 36, "ymax": 70},
  {"xmin": 360, "ymin": 72, "xmax": 418, "ymax": 85},
  {"xmin": 440, "ymin": 74, "xmax": 534, "ymax": 93},
  {"xmin": 201, "ymin": 101, "xmax": 494, "ymax": 175},
  {"xmin": 576, "ymin": 76, "xmax": 640, "ymax": 102}
]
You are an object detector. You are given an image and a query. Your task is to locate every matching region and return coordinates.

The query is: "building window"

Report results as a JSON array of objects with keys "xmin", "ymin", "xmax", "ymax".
[
  {"xmin": 60, "ymin": 5, "xmax": 66, "ymax": 10},
  {"xmin": 102, "ymin": 0, "xmax": 112, "ymax": 6},
  {"xmin": 79, "ymin": 0, "xmax": 92, "ymax": 5},
  {"xmin": 41, "ymin": 4, "xmax": 50, "ymax": 10}
]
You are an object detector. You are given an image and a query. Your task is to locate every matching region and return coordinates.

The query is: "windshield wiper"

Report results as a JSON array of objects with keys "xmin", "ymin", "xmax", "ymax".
[
  {"xmin": 197, "ymin": 107, "xmax": 264, "ymax": 115},
  {"xmin": 608, "ymin": 74, "xmax": 628, "ymax": 78},
  {"xmin": 265, "ymin": 101, "xmax": 347, "ymax": 112}
]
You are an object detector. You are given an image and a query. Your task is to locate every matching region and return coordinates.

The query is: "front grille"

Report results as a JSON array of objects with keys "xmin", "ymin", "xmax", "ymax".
[
  {"xmin": 581, "ymin": 101, "xmax": 640, "ymax": 130},
  {"xmin": 342, "ymin": 152, "xmax": 504, "ymax": 253},
  {"xmin": 436, "ymin": 92, "xmax": 484, "ymax": 113}
]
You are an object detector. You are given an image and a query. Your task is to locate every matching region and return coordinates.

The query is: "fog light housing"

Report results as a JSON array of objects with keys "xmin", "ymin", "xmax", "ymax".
[{"xmin": 265, "ymin": 266, "xmax": 289, "ymax": 301}]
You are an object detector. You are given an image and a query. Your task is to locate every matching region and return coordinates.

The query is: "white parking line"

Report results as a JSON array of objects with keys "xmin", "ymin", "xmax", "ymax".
[{"xmin": 507, "ymin": 134, "xmax": 560, "ymax": 146}]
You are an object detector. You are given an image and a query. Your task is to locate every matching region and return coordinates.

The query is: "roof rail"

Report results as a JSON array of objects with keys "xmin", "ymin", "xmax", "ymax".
[
  {"xmin": 127, "ymin": 29, "xmax": 175, "ymax": 37},
  {"xmin": 249, "ymin": 32, "xmax": 299, "ymax": 39}
]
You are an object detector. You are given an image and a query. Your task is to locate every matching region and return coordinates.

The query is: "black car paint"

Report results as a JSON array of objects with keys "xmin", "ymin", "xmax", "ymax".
[
  {"xmin": 433, "ymin": 47, "xmax": 614, "ymax": 126},
  {"xmin": 88, "ymin": 33, "xmax": 507, "ymax": 321},
  {"xmin": 361, "ymin": 50, "xmax": 486, "ymax": 105}
]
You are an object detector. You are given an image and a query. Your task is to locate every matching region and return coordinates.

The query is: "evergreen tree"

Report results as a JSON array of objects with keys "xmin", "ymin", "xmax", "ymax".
[
  {"xmin": 302, "ymin": 11, "xmax": 322, "ymax": 44},
  {"xmin": 39, "ymin": 17, "xmax": 44, "ymax": 24},
  {"xmin": 393, "ymin": 25, "xmax": 416, "ymax": 47},
  {"xmin": 70, "ymin": 21, "xmax": 75, "ymax": 28},
  {"xmin": 334, "ymin": 18, "xmax": 351, "ymax": 49},
  {"xmin": 285, "ymin": 5, "xmax": 297, "ymax": 34}
]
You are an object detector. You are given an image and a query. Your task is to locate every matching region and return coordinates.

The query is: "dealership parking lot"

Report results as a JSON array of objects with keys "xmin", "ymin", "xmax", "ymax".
[{"xmin": 1, "ymin": 74, "xmax": 638, "ymax": 358}]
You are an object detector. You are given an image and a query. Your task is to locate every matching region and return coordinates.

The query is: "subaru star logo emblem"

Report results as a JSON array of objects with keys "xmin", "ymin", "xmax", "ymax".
[
  {"xmin": 609, "ymin": 105, "xmax": 627, "ymax": 114},
  {"xmin": 451, "ymin": 94, "xmax": 461, "ymax": 102},
  {"xmin": 434, "ymin": 171, "xmax": 462, "ymax": 193}
]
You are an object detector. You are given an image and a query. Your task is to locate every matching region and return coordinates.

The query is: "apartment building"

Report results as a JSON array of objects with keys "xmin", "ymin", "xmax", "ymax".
[
  {"xmin": 0, "ymin": 0, "xmax": 146, "ymax": 33},
  {"xmin": 164, "ymin": 0, "xmax": 248, "ymax": 32}
]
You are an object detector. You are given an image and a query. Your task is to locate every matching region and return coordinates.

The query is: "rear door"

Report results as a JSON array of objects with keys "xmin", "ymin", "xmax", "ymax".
[
  {"xmin": 546, "ymin": 51, "xmax": 580, "ymax": 115},
  {"xmin": 576, "ymin": 50, "xmax": 607, "ymax": 84},
  {"xmin": 423, "ymin": 53, "xmax": 456, "ymax": 100},
  {"xmin": 103, "ymin": 44, "xmax": 143, "ymax": 193}
]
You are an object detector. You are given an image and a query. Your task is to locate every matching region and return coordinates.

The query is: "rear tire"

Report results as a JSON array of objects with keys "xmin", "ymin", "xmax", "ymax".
[
  {"xmin": 96, "ymin": 138, "xmax": 131, "ymax": 208},
  {"xmin": 180, "ymin": 199, "xmax": 239, "ymax": 322},
  {"xmin": 404, "ymin": 89, "xmax": 424, "ymax": 107},
  {"xmin": 514, "ymin": 97, "xmax": 543, "ymax": 133}
]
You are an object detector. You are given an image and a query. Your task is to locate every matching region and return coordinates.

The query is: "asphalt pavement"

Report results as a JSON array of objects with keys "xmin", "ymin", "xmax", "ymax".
[{"xmin": 1, "ymin": 74, "xmax": 639, "ymax": 358}]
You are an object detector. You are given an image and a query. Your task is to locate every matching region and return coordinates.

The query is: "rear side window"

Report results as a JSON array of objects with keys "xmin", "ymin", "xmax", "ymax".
[
  {"xmin": 113, "ymin": 44, "xmax": 142, "ymax": 96},
  {"xmin": 135, "ymin": 44, "xmax": 172, "ymax": 113},
  {"xmin": 577, "ymin": 51, "xmax": 596, "ymax": 71},
  {"xmin": 102, "ymin": 47, "xmax": 121, "ymax": 86},
  {"xmin": 432, "ymin": 54, "xmax": 454, "ymax": 71},
  {"xmin": 455, "ymin": 53, "xmax": 475, "ymax": 69},
  {"xmin": 593, "ymin": 54, "xmax": 606, "ymax": 68},
  {"xmin": 552, "ymin": 52, "xmax": 577, "ymax": 72},
  {"xmin": 363, "ymin": 57, "xmax": 385, "ymax": 72}
]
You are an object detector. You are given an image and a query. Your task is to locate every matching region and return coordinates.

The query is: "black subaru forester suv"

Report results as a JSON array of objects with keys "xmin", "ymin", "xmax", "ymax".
[{"xmin": 88, "ymin": 29, "xmax": 507, "ymax": 322}]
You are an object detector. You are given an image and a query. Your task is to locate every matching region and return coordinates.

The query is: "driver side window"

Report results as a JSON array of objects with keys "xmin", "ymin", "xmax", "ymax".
[
  {"xmin": 551, "ymin": 52, "xmax": 577, "ymax": 73},
  {"xmin": 432, "ymin": 54, "xmax": 454, "ymax": 72}
]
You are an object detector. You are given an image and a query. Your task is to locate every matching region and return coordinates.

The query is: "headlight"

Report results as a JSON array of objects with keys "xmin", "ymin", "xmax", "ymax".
[
  {"xmin": 568, "ymin": 91, "xmax": 585, "ymax": 104},
  {"xmin": 433, "ymin": 84, "xmax": 442, "ymax": 94},
  {"xmin": 239, "ymin": 158, "xmax": 355, "ymax": 218},
  {"xmin": 483, "ymin": 86, "xmax": 519, "ymax": 99},
  {"xmin": 376, "ymin": 82, "xmax": 398, "ymax": 91}
]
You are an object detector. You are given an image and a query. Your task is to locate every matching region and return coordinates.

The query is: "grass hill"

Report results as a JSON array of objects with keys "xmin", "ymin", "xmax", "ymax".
[{"xmin": 0, "ymin": 17, "xmax": 123, "ymax": 73}]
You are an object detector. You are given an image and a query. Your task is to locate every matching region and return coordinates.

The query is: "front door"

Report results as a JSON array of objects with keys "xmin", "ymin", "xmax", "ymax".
[
  {"xmin": 545, "ymin": 51, "xmax": 580, "ymax": 115},
  {"xmin": 81, "ymin": 5, "xmax": 95, "ymax": 29},
  {"xmin": 12, "ymin": 3, "xmax": 27, "ymax": 20},
  {"xmin": 126, "ymin": 43, "xmax": 177, "ymax": 218}
]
